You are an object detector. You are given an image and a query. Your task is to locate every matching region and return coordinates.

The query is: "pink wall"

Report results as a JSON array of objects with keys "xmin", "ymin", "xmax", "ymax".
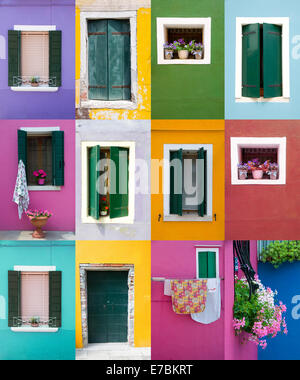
[
  {"xmin": 0, "ymin": 120, "xmax": 75, "ymax": 232},
  {"xmin": 151, "ymin": 240, "xmax": 258, "ymax": 360}
]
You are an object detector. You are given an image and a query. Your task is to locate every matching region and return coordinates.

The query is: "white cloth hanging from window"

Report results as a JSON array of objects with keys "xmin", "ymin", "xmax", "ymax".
[
  {"xmin": 13, "ymin": 160, "xmax": 30, "ymax": 219},
  {"xmin": 191, "ymin": 278, "xmax": 221, "ymax": 324}
]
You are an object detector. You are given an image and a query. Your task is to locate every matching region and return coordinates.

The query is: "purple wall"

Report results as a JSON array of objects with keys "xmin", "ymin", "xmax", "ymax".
[
  {"xmin": 0, "ymin": 0, "xmax": 75, "ymax": 119},
  {"xmin": 0, "ymin": 120, "xmax": 75, "ymax": 232},
  {"xmin": 151, "ymin": 240, "xmax": 258, "ymax": 360}
]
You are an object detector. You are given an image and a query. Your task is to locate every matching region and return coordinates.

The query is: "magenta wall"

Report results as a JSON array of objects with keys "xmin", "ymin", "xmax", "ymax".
[
  {"xmin": 0, "ymin": 120, "xmax": 75, "ymax": 232},
  {"xmin": 151, "ymin": 240, "xmax": 258, "ymax": 360}
]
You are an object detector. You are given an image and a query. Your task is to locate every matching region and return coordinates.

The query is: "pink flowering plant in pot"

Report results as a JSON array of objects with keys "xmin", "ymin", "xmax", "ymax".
[
  {"xmin": 233, "ymin": 276, "xmax": 287, "ymax": 349},
  {"xmin": 33, "ymin": 170, "xmax": 47, "ymax": 185},
  {"xmin": 247, "ymin": 159, "xmax": 270, "ymax": 180},
  {"xmin": 26, "ymin": 209, "xmax": 53, "ymax": 239}
]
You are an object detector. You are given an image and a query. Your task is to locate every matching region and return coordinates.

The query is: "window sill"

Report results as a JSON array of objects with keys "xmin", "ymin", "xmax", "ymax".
[
  {"xmin": 81, "ymin": 100, "xmax": 137, "ymax": 110},
  {"xmin": 232, "ymin": 179, "xmax": 285, "ymax": 185},
  {"xmin": 28, "ymin": 186, "xmax": 61, "ymax": 191},
  {"xmin": 11, "ymin": 327, "xmax": 59, "ymax": 333},
  {"xmin": 10, "ymin": 86, "xmax": 59, "ymax": 92},
  {"xmin": 159, "ymin": 58, "xmax": 210, "ymax": 65},
  {"xmin": 82, "ymin": 215, "xmax": 134, "ymax": 224},
  {"xmin": 235, "ymin": 96, "xmax": 290, "ymax": 103},
  {"xmin": 163, "ymin": 214, "xmax": 213, "ymax": 222}
]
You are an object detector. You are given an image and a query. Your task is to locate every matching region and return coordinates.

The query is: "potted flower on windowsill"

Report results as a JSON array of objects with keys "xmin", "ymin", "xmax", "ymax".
[
  {"xmin": 191, "ymin": 41, "xmax": 204, "ymax": 60},
  {"xmin": 100, "ymin": 196, "xmax": 109, "ymax": 216},
  {"xmin": 238, "ymin": 163, "xmax": 249, "ymax": 180},
  {"xmin": 164, "ymin": 42, "xmax": 175, "ymax": 60},
  {"xmin": 30, "ymin": 76, "xmax": 40, "ymax": 87},
  {"xmin": 173, "ymin": 39, "xmax": 191, "ymax": 60},
  {"xmin": 26, "ymin": 209, "xmax": 53, "ymax": 239},
  {"xmin": 30, "ymin": 317, "xmax": 40, "ymax": 328},
  {"xmin": 33, "ymin": 170, "xmax": 47, "ymax": 185},
  {"xmin": 268, "ymin": 162, "xmax": 279, "ymax": 180},
  {"xmin": 247, "ymin": 159, "xmax": 270, "ymax": 180}
]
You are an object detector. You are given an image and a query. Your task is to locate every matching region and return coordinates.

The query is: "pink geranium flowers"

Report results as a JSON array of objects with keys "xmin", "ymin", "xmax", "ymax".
[
  {"xmin": 25, "ymin": 209, "xmax": 53, "ymax": 218},
  {"xmin": 33, "ymin": 169, "xmax": 47, "ymax": 179}
]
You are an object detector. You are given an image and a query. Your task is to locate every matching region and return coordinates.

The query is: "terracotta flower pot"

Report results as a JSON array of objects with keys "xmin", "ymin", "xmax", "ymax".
[
  {"xmin": 252, "ymin": 170, "xmax": 264, "ymax": 179},
  {"xmin": 28, "ymin": 216, "xmax": 49, "ymax": 239},
  {"xmin": 178, "ymin": 50, "xmax": 189, "ymax": 59},
  {"xmin": 31, "ymin": 322, "xmax": 39, "ymax": 327},
  {"xmin": 31, "ymin": 82, "xmax": 39, "ymax": 87}
]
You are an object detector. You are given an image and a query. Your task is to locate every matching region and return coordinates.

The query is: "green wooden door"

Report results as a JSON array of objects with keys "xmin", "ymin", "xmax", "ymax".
[{"xmin": 87, "ymin": 271, "xmax": 128, "ymax": 344}]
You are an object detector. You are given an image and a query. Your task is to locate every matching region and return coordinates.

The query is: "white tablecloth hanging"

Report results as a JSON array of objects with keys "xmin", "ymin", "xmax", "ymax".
[{"xmin": 13, "ymin": 160, "xmax": 30, "ymax": 219}]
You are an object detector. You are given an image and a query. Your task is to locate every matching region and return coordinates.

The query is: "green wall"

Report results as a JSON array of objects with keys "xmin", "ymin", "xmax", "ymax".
[{"xmin": 151, "ymin": 0, "xmax": 224, "ymax": 119}]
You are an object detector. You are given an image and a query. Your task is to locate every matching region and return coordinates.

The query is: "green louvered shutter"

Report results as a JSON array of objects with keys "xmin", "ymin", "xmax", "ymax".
[
  {"xmin": 49, "ymin": 31, "xmax": 62, "ymax": 87},
  {"xmin": 242, "ymin": 24, "xmax": 261, "ymax": 98},
  {"xmin": 198, "ymin": 252, "xmax": 216, "ymax": 279},
  {"xmin": 18, "ymin": 129, "xmax": 27, "ymax": 171},
  {"xmin": 88, "ymin": 20, "xmax": 108, "ymax": 100},
  {"xmin": 198, "ymin": 148, "xmax": 207, "ymax": 217},
  {"xmin": 108, "ymin": 20, "xmax": 131, "ymax": 100},
  {"xmin": 8, "ymin": 271, "xmax": 21, "ymax": 327},
  {"xmin": 52, "ymin": 131, "xmax": 64, "ymax": 186},
  {"xmin": 88, "ymin": 145, "xmax": 100, "ymax": 219},
  {"xmin": 49, "ymin": 271, "xmax": 62, "ymax": 328},
  {"xmin": 8, "ymin": 30, "xmax": 21, "ymax": 87},
  {"xmin": 170, "ymin": 149, "xmax": 183, "ymax": 216},
  {"xmin": 263, "ymin": 23, "xmax": 282, "ymax": 98},
  {"xmin": 110, "ymin": 147, "xmax": 129, "ymax": 219}
]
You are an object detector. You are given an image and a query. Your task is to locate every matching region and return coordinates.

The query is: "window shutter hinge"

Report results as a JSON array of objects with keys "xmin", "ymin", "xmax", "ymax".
[
  {"xmin": 214, "ymin": 214, "xmax": 217, "ymax": 221},
  {"xmin": 158, "ymin": 214, "xmax": 162, "ymax": 222}
]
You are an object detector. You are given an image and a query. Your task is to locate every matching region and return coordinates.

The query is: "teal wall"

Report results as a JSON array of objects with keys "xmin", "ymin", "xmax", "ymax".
[
  {"xmin": 0, "ymin": 241, "xmax": 75, "ymax": 360},
  {"xmin": 151, "ymin": 0, "xmax": 224, "ymax": 119}
]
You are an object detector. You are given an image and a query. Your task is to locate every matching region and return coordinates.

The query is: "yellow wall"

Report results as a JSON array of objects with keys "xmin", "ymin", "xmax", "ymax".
[
  {"xmin": 75, "ymin": 241, "xmax": 151, "ymax": 348},
  {"xmin": 75, "ymin": 6, "xmax": 151, "ymax": 120},
  {"xmin": 151, "ymin": 120, "xmax": 225, "ymax": 241}
]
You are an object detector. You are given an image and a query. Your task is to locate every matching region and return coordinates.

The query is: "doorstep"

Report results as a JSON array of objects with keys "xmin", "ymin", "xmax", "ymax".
[
  {"xmin": 0, "ymin": 231, "xmax": 75, "ymax": 241},
  {"xmin": 76, "ymin": 343, "xmax": 151, "ymax": 361}
]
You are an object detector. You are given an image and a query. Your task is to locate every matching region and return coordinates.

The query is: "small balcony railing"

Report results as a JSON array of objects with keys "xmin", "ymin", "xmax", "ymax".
[
  {"xmin": 12, "ymin": 316, "xmax": 57, "ymax": 328},
  {"xmin": 12, "ymin": 76, "xmax": 57, "ymax": 87}
]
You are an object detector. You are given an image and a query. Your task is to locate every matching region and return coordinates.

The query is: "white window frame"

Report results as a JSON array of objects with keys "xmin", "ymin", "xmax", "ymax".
[
  {"xmin": 20, "ymin": 126, "xmax": 61, "ymax": 191},
  {"xmin": 80, "ymin": 11, "xmax": 138, "ymax": 110},
  {"xmin": 235, "ymin": 17, "xmax": 290, "ymax": 103},
  {"xmin": 11, "ymin": 265, "xmax": 58, "ymax": 333},
  {"xmin": 163, "ymin": 144, "xmax": 213, "ymax": 222},
  {"xmin": 11, "ymin": 25, "xmax": 59, "ymax": 93},
  {"xmin": 81, "ymin": 141, "xmax": 135, "ymax": 224},
  {"xmin": 231, "ymin": 137, "xmax": 287, "ymax": 185},
  {"xmin": 196, "ymin": 248, "xmax": 219, "ymax": 279},
  {"xmin": 157, "ymin": 17, "xmax": 211, "ymax": 65}
]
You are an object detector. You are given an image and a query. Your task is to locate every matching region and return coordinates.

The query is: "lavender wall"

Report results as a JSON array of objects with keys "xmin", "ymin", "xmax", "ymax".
[
  {"xmin": 75, "ymin": 120, "xmax": 151, "ymax": 240},
  {"xmin": 151, "ymin": 240, "xmax": 258, "ymax": 360},
  {"xmin": 0, "ymin": 120, "xmax": 75, "ymax": 232},
  {"xmin": 0, "ymin": 0, "xmax": 75, "ymax": 119}
]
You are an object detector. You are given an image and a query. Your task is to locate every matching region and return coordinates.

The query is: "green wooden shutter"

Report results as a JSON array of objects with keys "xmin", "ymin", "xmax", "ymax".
[
  {"xmin": 198, "ymin": 148, "xmax": 207, "ymax": 217},
  {"xmin": 52, "ymin": 131, "xmax": 64, "ymax": 186},
  {"xmin": 49, "ymin": 271, "xmax": 62, "ymax": 328},
  {"xmin": 8, "ymin": 271, "xmax": 21, "ymax": 327},
  {"xmin": 110, "ymin": 147, "xmax": 129, "ymax": 219},
  {"xmin": 263, "ymin": 23, "xmax": 282, "ymax": 98},
  {"xmin": 18, "ymin": 129, "xmax": 27, "ymax": 170},
  {"xmin": 88, "ymin": 145, "xmax": 100, "ymax": 219},
  {"xmin": 49, "ymin": 31, "xmax": 62, "ymax": 87},
  {"xmin": 88, "ymin": 20, "xmax": 108, "ymax": 100},
  {"xmin": 8, "ymin": 30, "xmax": 21, "ymax": 87},
  {"xmin": 170, "ymin": 149, "xmax": 183, "ymax": 216},
  {"xmin": 242, "ymin": 24, "xmax": 261, "ymax": 98},
  {"xmin": 198, "ymin": 252, "xmax": 216, "ymax": 279},
  {"xmin": 108, "ymin": 19, "xmax": 131, "ymax": 101}
]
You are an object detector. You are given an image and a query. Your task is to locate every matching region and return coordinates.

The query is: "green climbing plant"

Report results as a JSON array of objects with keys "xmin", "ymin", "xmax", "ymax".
[{"xmin": 260, "ymin": 241, "xmax": 300, "ymax": 268}]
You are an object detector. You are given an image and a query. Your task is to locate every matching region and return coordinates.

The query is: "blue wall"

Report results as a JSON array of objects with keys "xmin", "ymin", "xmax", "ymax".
[
  {"xmin": 258, "ymin": 261, "xmax": 300, "ymax": 360},
  {"xmin": 0, "ymin": 241, "xmax": 75, "ymax": 360},
  {"xmin": 225, "ymin": 0, "xmax": 300, "ymax": 119}
]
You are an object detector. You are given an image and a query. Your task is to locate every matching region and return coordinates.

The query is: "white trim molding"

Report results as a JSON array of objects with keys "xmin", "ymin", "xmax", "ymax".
[
  {"xmin": 11, "ymin": 87, "xmax": 58, "ymax": 92},
  {"xmin": 231, "ymin": 137, "xmax": 287, "ymax": 185},
  {"xmin": 235, "ymin": 17, "xmax": 290, "ymax": 103},
  {"xmin": 163, "ymin": 144, "xmax": 213, "ymax": 222},
  {"xmin": 81, "ymin": 141, "xmax": 135, "ymax": 224},
  {"xmin": 11, "ymin": 327, "xmax": 58, "ymax": 333},
  {"xmin": 157, "ymin": 17, "xmax": 211, "ymax": 65},
  {"xmin": 196, "ymin": 248, "xmax": 219, "ymax": 279},
  {"xmin": 13, "ymin": 266, "xmax": 56, "ymax": 272},
  {"xmin": 80, "ymin": 11, "xmax": 138, "ymax": 110}
]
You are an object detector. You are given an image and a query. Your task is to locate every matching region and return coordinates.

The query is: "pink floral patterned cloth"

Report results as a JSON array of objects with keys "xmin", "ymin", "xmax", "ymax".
[
  {"xmin": 170, "ymin": 279, "xmax": 208, "ymax": 314},
  {"xmin": 13, "ymin": 160, "xmax": 30, "ymax": 219}
]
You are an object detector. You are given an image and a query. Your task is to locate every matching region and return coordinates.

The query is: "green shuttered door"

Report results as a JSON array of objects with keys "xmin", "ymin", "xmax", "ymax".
[
  {"xmin": 87, "ymin": 271, "xmax": 128, "ymax": 343},
  {"xmin": 110, "ymin": 147, "xmax": 129, "ymax": 219},
  {"xmin": 49, "ymin": 31, "xmax": 62, "ymax": 87},
  {"xmin": 52, "ymin": 131, "xmax": 64, "ymax": 186},
  {"xmin": 242, "ymin": 24, "xmax": 260, "ymax": 98},
  {"xmin": 263, "ymin": 23, "xmax": 282, "ymax": 98},
  {"xmin": 8, "ymin": 271, "xmax": 21, "ymax": 327},
  {"xmin": 198, "ymin": 252, "xmax": 216, "ymax": 279},
  {"xmin": 198, "ymin": 148, "xmax": 207, "ymax": 217},
  {"xmin": 49, "ymin": 271, "xmax": 62, "ymax": 328},
  {"xmin": 170, "ymin": 149, "xmax": 183, "ymax": 216},
  {"xmin": 88, "ymin": 19, "xmax": 131, "ymax": 101},
  {"xmin": 8, "ymin": 30, "xmax": 21, "ymax": 86},
  {"xmin": 89, "ymin": 146, "xmax": 101, "ymax": 219}
]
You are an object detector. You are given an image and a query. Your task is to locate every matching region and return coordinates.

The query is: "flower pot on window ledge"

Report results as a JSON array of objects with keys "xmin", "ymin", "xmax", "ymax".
[
  {"xmin": 38, "ymin": 178, "xmax": 45, "ymax": 185},
  {"xmin": 238, "ymin": 170, "xmax": 248, "ymax": 180},
  {"xmin": 178, "ymin": 50, "xmax": 189, "ymax": 59},
  {"xmin": 31, "ymin": 82, "xmax": 39, "ymax": 87},
  {"xmin": 164, "ymin": 49, "xmax": 173, "ymax": 60},
  {"xmin": 194, "ymin": 50, "xmax": 203, "ymax": 60},
  {"xmin": 252, "ymin": 170, "xmax": 264, "ymax": 180},
  {"xmin": 270, "ymin": 171, "xmax": 278, "ymax": 180},
  {"xmin": 28, "ymin": 216, "xmax": 49, "ymax": 239},
  {"xmin": 100, "ymin": 210, "xmax": 108, "ymax": 216}
]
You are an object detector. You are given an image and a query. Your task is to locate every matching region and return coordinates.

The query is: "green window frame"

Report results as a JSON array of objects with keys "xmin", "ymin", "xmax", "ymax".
[{"xmin": 197, "ymin": 250, "xmax": 217, "ymax": 279}]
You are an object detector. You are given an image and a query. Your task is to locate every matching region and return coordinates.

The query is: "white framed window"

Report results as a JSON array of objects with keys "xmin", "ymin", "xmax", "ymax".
[
  {"xmin": 196, "ymin": 248, "xmax": 219, "ymax": 279},
  {"xmin": 231, "ymin": 137, "xmax": 287, "ymax": 185},
  {"xmin": 81, "ymin": 141, "xmax": 135, "ymax": 224},
  {"xmin": 235, "ymin": 17, "xmax": 290, "ymax": 103},
  {"xmin": 163, "ymin": 144, "xmax": 213, "ymax": 222},
  {"xmin": 10, "ymin": 25, "xmax": 59, "ymax": 92},
  {"xmin": 80, "ymin": 11, "xmax": 137, "ymax": 110},
  {"xmin": 157, "ymin": 17, "xmax": 211, "ymax": 65}
]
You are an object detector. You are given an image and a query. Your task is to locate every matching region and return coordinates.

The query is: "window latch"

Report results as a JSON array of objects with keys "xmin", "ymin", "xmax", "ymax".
[
  {"xmin": 158, "ymin": 214, "xmax": 162, "ymax": 222},
  {"xmin": 214, "ymin": 213, "xmax": 217, "ymax": 221}
]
